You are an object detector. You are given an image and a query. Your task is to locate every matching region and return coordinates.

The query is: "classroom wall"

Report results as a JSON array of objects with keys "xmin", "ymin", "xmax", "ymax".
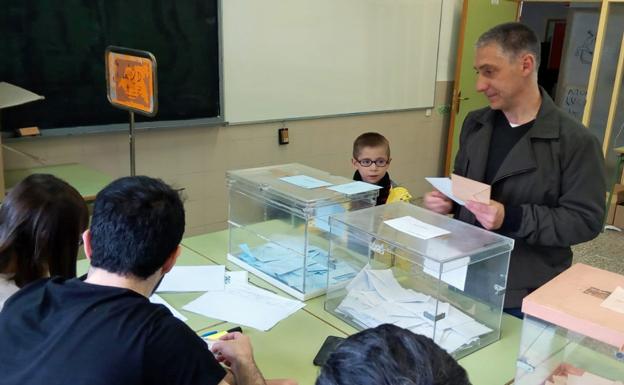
[
  {"xmin": 3, "ymin": 82, "xmax": 453, "ymax": 236},
  {"xmin": 2, "ymin": 0, "xmax": 462, "ymax": 236}
]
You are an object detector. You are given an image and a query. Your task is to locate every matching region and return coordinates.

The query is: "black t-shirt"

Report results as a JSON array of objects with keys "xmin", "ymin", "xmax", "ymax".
[
  {"xmin": 484, "ymin": 111, "xmax": 534, "ymax": 185},
  {"xmin": 0, "ymin": 277, "xmax": 226, "ymax": 385}
]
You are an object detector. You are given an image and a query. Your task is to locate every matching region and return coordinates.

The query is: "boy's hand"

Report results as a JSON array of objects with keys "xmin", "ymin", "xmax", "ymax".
[{"xmin": 423, "ymin": 191, "xmax": 453, "ymax": 214}]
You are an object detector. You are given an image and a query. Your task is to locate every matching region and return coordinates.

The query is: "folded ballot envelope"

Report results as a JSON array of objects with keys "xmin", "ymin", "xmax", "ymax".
[{"xmin": 451, "ymin": 174, "xmax": 491, "ymax": 204}]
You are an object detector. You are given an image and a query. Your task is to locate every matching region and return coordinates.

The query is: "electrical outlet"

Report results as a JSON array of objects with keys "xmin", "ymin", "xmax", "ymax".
[{"xmin": 425, "ymin": 108, "xmax": 432, "ymax": 117}]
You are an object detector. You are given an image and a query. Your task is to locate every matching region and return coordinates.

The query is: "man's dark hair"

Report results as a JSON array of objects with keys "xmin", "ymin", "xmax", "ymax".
[
  {"xmin": 352, "ymin": 132, "xmax": 390, "ymax": 159},
  {"xmin": 476, "ymin": 22, "xmax": 541, "ymax": 69},
  {"xmin": 89, "ymin": 176, "xmax": 185, "ymax": 279},
  {"xmin": 0, "ymin": 174, "xmax": 89, "ymax": 287},
  {"xmin": 316, "ymin": 324, "xmax": 471, "ymax": 385}
]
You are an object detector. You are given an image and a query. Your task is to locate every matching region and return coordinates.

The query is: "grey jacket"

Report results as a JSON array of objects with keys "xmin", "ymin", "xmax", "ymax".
[{"xmin": 454, "ymin": 90, "xmax": 606, "ymax": 308}]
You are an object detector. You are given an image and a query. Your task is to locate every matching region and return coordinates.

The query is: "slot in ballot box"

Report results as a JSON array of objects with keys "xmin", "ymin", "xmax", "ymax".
[
  {"xmin": 324, "ymin": 202, "xmax": 514, "ymax": 359},
  {"xmin": 226, "ymin": 163, "xmax": 378, "ymax": 300},
  {"xmin": 515, "ymin": 264, "xmax": 624, "ymax": 385}
]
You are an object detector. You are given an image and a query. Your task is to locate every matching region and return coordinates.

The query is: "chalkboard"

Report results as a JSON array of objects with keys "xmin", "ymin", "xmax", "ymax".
[{"xmin": 0, "ymin": 0, "xmax": 220, "ymax": 132}]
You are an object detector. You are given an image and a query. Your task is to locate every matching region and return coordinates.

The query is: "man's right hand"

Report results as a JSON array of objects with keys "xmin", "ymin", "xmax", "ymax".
[
  {"xmin": 212, "ymin": 332, "xmax": 266, "ymax": 385},
  {"xmin": 423, "ymin": 191, "xmax": 453, "ymax": 214}
]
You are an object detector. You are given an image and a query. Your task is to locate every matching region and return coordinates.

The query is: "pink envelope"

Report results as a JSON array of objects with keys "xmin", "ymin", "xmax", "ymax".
[{"xmin": 451, "ymin": 174, "xmax": 491, "ymax": 204}]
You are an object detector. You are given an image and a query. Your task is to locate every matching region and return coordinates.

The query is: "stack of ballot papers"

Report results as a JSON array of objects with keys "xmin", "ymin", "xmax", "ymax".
[
  {"xmin": 236, "ymin": 237, "xmax": 357, "ymax": 292},
  {"xmin": 151, "ymin": 264, "xmax": 304, "ymax": 331},
  {"xmin": 183, "ymin": 278, "xmax": 304, "ymax": 331},
  {"xmin": 335, "ymin": 267, "xmax": 492, "ymax": 353}
]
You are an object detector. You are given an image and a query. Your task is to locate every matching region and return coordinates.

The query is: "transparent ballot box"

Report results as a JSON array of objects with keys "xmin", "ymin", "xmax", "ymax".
[
  {"xmin": 227, "ymin": 163, "xmax": 379, "ymax": 300},
  {"xmin": 515, "ymin": 264, "xmax": 624, "ymax": 385},
  {"xmin": 324, "ymin": 202, "xmax": 514, "ymax": 359}
]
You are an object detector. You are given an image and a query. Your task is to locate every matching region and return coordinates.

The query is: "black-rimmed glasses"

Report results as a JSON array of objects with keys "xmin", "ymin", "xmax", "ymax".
[{"xmin": 356, "ymin": 158, "xmax": 389, "ymax": 167}]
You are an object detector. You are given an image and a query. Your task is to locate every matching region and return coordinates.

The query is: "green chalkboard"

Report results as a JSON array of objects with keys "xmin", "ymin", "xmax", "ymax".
[{"xmin": 0, "ymin": 0, "xmax": 220, "ymax": 132}]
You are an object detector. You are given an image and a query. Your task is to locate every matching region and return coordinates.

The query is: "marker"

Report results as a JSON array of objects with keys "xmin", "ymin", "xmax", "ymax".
[{"xmin": 200, "ymin": 326, "xmax": 243, "ymax": 339}]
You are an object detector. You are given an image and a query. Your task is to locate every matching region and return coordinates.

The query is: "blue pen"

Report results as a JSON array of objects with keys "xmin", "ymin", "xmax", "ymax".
[{"xmin": 201, "ymin": 330, "xmax": 218, "ymax": 338}]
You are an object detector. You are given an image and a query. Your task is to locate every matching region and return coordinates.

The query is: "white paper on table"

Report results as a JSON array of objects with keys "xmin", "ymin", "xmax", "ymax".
[
  {"xmin": 384, "ymin": 216, "xmax": 450, "ymax": 240},
  {"xmin": 150, "ymin": 294, "xmax": 188, "ymax": 322},
  {"xmin": 423, "ymin": 257, "xmax": 469, "ymax": 291},
  {"xmin": 279, "ymin": 175, "xmax": 333, "ymax": 189},
  {"xmin": 600, "ymin": 286, "xmax": 624, "ymax": 314},
  {"xmin": 182, "ymin": 283, "xmax": 304, "ymax": 331},
  {"xmin": 425, "ymin": 177, "xmax": 465, "ymax": 205},
  {"xmin": 225, "ymin": 271, "xmax": 248, "ymax": 286},
  {"xmin": 327, "ymin": 181, "xmax": 382, "ymax": 195},
  {"xmin": 157, "ymin": 265, "xmax": 225, "ymax": 293}
]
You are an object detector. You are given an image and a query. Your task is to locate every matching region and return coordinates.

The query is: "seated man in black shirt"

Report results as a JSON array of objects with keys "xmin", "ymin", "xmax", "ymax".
[{"xmin": 0, "ymin": 176, "xmax": 277, "ymax": 385}]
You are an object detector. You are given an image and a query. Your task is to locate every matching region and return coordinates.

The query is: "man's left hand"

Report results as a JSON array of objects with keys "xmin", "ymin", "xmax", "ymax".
[{"xmin": 465, "ymin": 199, "xmax": 505, "ymax": 230}]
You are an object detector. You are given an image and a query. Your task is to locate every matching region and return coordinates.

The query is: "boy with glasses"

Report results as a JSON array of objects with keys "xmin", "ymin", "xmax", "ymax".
[{"xmin": 352, "ymin": 132, "xmax": 411, "ymax": 205}]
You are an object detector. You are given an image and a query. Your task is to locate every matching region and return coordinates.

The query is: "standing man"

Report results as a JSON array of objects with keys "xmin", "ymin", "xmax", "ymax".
[
  {"xmin": 0, "ymin": 176, "xmax": 282, "ymax": 385},
  {"xmin": 424, "ymin": 22, "xmax": 605, "ymax": 314}
]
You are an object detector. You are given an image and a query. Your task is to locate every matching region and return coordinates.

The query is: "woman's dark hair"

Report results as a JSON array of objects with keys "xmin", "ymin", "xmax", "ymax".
[
  {"xmin": 0, "ymin": 174, "xmax": 89, "ymax": 287},
  {"xmin": 316, "ymin": 324, "xmax": 471, "ymax": 385}
]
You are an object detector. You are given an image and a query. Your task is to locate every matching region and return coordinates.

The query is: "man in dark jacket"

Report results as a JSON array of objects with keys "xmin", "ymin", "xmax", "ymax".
[{"xmin": 424, "ymin": 22, "xmax": 605, "ymax": 313}]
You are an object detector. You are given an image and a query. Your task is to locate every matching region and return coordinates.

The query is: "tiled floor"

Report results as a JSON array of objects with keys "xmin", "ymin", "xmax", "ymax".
[{"xmin": 572, "ymin": 228, "xmax": 624, "ymax": 275}]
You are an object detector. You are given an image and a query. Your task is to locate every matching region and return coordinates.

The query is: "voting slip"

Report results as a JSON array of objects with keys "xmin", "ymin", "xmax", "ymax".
[
  {"xmin": 156, "ymin": 265, "xmax": 226, "ymax": 292},
  {"xmin": 451, "ymin": 174, "xmax": 491, "ymax": 204},
  {"xmin": 182, "ymin": 282, "xmax": 304, "ymax": 331}
]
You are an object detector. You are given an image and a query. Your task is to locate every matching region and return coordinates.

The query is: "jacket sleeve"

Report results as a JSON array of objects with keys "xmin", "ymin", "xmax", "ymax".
[{"xmin": 511, "ymin": 131, "xmax": 606, "ymax": 247}]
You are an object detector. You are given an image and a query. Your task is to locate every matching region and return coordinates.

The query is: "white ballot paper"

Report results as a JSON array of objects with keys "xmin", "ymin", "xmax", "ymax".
[
  {"xmin": 425, "ymin": 177, "xmax": 465, "ymax": 205},
  {"xmin": 156, "ymin": 265, "xmax": 226, "ymax": 292},
  {"xmin": 384, "ymin": 216, "xmax": 450, "ymax": 240},
  {"xmin": 600, "ymin": 286, "xmax": 624, "ymax": 314},
  {"xmin": 183, "ymin": 283, "xmax": 304, "ymax": 331},
  {"xmin": 150, "ymin": 294, "xmax": 188, "ymax": 322}
]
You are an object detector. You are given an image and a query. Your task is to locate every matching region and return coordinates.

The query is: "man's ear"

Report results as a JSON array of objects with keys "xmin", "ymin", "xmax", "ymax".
[
  {"xmin": 162, "ymin": 245, "xmax": 182, "ymax": 275},
  {"xmin": 82, "ymin": 230, "xmax": 92, "ymax": 262},
  {"xmin": 521, "ymin": 53, "xmax": 537, "ymax": 76},
  {"xmin": 351, "ymin": 158, "xmax": 358, "ymax": 168}
]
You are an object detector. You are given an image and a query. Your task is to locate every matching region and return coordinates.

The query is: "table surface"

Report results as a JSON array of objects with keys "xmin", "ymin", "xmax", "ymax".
[
  {"xmin": 182, "ymin": 230, "xmax": 523, "ymax": 385},
  {"xmin": 78, "ymin": 229, "xmax": 523, "ymax": 385},
  {"xmin": 5, "ymin": 163, "xmax": 111, "ymax": 201}
]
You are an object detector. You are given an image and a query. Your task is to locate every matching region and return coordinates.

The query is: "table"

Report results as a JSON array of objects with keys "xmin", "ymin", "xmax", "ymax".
[
  {"xmin": 5, "ymin": 163, "xmax": 112, "ymax": 202},
  {"xmin": 182, "ymin": 230, "xmax": 523, "ymax": 385}
]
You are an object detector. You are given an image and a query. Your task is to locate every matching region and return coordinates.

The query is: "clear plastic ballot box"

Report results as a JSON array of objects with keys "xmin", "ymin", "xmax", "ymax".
[
  {"xmin": 226, "ymin": 163, "xmax": 379, "ymax": 300},
  {"xmin": 324, "ymin": 202, "xmax": 514, "ymax": 359},
  {"xmin": 515, "ymin": 263, "xmax": 624, "ymax": 385}
]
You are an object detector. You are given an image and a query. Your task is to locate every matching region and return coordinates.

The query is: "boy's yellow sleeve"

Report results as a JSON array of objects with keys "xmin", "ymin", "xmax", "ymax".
[{"xmin": 387, "ymin": 186, "xmax": 412, "ymax": 203}]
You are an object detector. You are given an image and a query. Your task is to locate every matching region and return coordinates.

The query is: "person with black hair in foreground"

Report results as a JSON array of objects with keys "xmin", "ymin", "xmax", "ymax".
[
  {"xmin": 316, "ymin": 324, "xmax": 471, "ymax": 385},
  {"xmin": 0, "ymin": 176, "xmax": 294, "ymax": 385}
]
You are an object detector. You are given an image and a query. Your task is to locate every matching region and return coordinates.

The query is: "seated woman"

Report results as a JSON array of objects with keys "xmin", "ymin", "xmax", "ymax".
[
  {"xmin": 316, "ymin": 324, "xmax": 471, "ymax": 385},
  {"xmin": 0, "ymin": 174, "xmax": 89, "ymax": 310}
]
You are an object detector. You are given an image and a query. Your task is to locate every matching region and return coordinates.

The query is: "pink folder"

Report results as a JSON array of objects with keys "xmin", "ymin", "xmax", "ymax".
[{"xmin": 522, "ymin": 263, "xmax": 624, "ymax": 350}]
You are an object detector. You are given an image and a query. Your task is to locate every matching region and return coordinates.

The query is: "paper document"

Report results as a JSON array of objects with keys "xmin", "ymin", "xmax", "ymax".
[
  {"xmin": 183, "ymin": 282, "xmax": 304, "ymax": 331},
  {"xmin": 425, "ymin": 177, "xmax": 465, "ymax": 205},
  {"xmin": 280, "ymin": 175, "xmax": 333, "ymax": 189},
  {"xmin": 156, "ymin": 265, "xmax": 225, "ymax": 292},
  {"xmin": 600, "ymin": 286, "xmax": 624, "ymax": 314},
  {"xmin": 384, "ymin": 216, "xmax": 450, "ymax": 240},
  {"xmin": 327, "ymin": 181, "xmax": 382, "ymax": 195},
  {"xmin": 150, "ymin": 294, "xmax": 188, "ymax": 322},
  {"xmin": 423, "ymin": 257, "xmax": 469, "ymax": 291},
  {"xmin": 336, "ymin": 266, "xmax": 492, "ymax": 354},
  {"xmin": 451, "ymin": 174, "xmax": 491, "ymax": 204}
]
